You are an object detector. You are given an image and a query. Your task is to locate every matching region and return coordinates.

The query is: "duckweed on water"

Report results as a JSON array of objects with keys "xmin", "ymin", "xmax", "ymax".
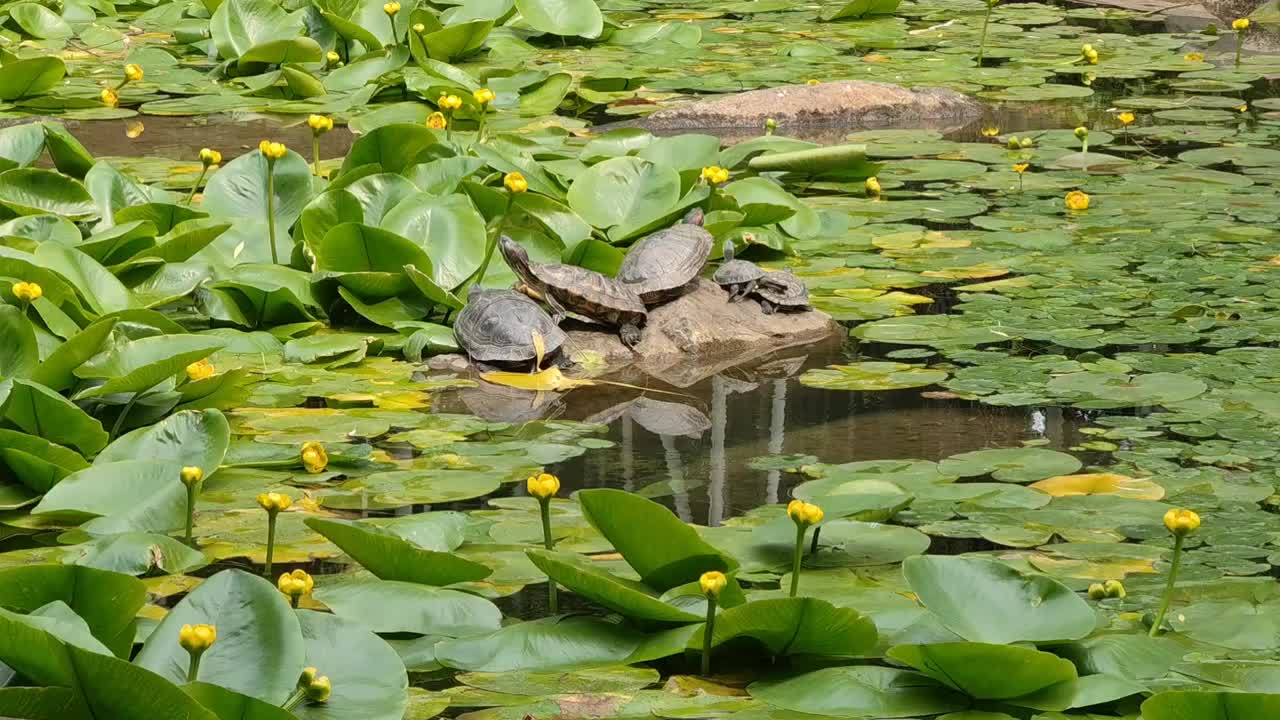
[{"xmin": 0, "ymin": 0, "xmax": 1279, "ymax": 716}]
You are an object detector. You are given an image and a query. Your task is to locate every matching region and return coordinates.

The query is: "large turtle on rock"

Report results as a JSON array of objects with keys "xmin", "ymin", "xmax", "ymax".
[
  {"xmin": 617, "ymin": 208, "xmax": 713, "ymax": 305},
  {"xmin": 454, "ymin": 286, "xmax": 566, "ymax": 368},
  {"xmin": 752, "ymin": 270, "xmax": 811, "ymax": 314},
  {"xmin": 498, "ymin": 236, "xmax": 648, "ymax": 348},
  {"xmin": 713, "ymin": 240, "xmax": 765, "ymax": 302}
]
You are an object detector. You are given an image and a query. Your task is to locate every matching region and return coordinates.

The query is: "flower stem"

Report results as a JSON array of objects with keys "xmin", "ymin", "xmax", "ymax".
[
  {"xmin": 1235, "ymin": 32, "xmax": 1243, "ymax": 67},
  {"xmin": 281, "ymin": 687, "xmax": 306, "ymax": 710},
  {"xmin": 1149, "ymin": 534, "xmax": 1185, "ymax": 637},
  {"xmin": 184, "ymin": 481, "xmax": 198, "ymax": 546},
  {"xmin": 539, "ymin": 497, "xmax": 558, "ymax": 614},
  {"xmin": 701, "ymin": 594, "xmax": 718, "ymax": 676},
  {"xmin": 790, "ymin": 524, "xmax": 806, "ymax": 598},
  {"xmin": 977, "ymin": 3, "xmax": 993, "ymax": 65},
  {"xmin": 185, "ymin": 167, "xmax": 208, "ymax": 205},
  {"xmin": 265, "ymin": 512, "xmax": 278, "ymax": 577},
  {"xmin": 110, "ymin": 393, "xmax": 138, "ymax": 441},
  {"xmin": 290, "ymin": 594, "xmax": 300, "ymax": 609},
  {"xmin": 809, "ymin": 526, "xmax": 822, "ymax": 555},
  {"xmin": 265, "ymin": 160, "xmax": 279, "ymax": 265},
  {"xmin": 186, "ymin": 652, "xmax": 203, "ymax": 683},
  {"xmin": 312, "ymin": 137, "xmax": 321, "ymax": 177}
]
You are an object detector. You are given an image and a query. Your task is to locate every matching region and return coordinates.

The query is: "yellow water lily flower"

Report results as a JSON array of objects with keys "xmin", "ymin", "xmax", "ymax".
[
  {"xmin": 185, "ymin": 358, "xmax": 215, "ymax": 381},
  {"xmin": 527, "ymin": 472, "xmax": 560, "ymax": 499},
  {"xmin": 100, "ymin": 88, "xmax": 119, "ymax": 108},
  {"xmin": 805, "ymin": 78, "xmax": 820, "ymax": 85},
  {"xmin": 504, "ymin": 172, "xmax": 528, "ymax": 193},
  {"xmin": 980, "ymin": 124, "xmax": 1000, "ymax": 137},
  {"xmin": 865, "ymin": 176, "xmax": 881, "ymax": 198},
  {"xmin": 259, "ymin": 140, "xmax": 287, "ymax": 160},
  {"xmin": 326, "ymin": 50, "xmax": 341, "ymax": 63},
  {"xmin": 1117, "ymin": 111, "xmax": 1135, "ymax": 125},
  {"xmin": 1103, "ymin": 579, "xmax": 1126, "ymax": 599},
  {"xmin": 199, "ymin": 148, "xmax": 222, "ymax": 166},
  {"xmin": 306, "ymin": 675, "xmax": 332, "ymax": 702},
  {"xmin": 473, "ymin": 87, "xmax": 496, "ymax": 105},
  {"xmin": 1163, "ymin": 508, "xmax": 1200, "ymax": 536},
  {"xmin": 1088, "ymin": 582, "xmax": 1107, "ymax": 600},
  {"xmin": 178, "ymin": 624, "xmax": 217, "ymax": 653},
  {"xmin": 699, "ymin": 570, "xmax": 727, "ymax": 597},
  {"xmin": 181, "ymin": 466, "xmax": 204, "ymax": 487},
  {"xmin": 307, "ymin": 114, "xmax": 333, "ymax": 134},
  {"xmin": 412, "ymin": 22, "xmax": 425, "ymax": 33},
  {"xmin": 1238, "ymin": 103, "xmax": 1248, "ymax": 112},
  {"xmin": 11, "ymin": 281, "xmax": 42, "ymax": 303},
  {"xmin": 700, "ymin": 166, "xmax": 730, "ymax": 184},
  {"xmin": 1073, "ymin": 126, "xmax": 1089, "ymax": 140},
  {"xmin": 278, "ymin": 569, "xmax": 315, "ymax": 599},
  {"xmin": 1012, "ymin": 163, "xmax": 1029, "ymax": 174},
  {"xmin": 124, "ymin": 63, "xmax": 144, "ymax": 82},
  {"xmin": 786, "ymin": 499, "xmax": 823, "ymax": 527},
  {"xmin": 426, "ymin": 112, "xmax": 447, "ymax": 129},
  {"xmin": 383, "ymin": 1, "xmax": 400, "ymax": 14},
  {"xmin": 438, "ymin": 94, "xmax": 463, "ymax": 110},
  {"xmin": 301, "ymin": 441, "xmax": 328, "ymax": 474},
  {"xmin": 257, "ymin": 492, "xmax": 293, "ymax": 514},
  {"xmin": 1065, "ymin": 190, "xmax": 1090, "ymax": 211},
  {"xmin": 1184, "ymin": 51, "xmax": 1204, "ymax": 62},
  {"xmin": 1232, "ymin": 17, "xmax": 1249, "ymax": 31}
]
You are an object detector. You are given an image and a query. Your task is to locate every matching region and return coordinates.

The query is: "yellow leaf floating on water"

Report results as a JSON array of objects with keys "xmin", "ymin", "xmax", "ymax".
[
  {"xmin": 481, "ymin": 366, "xmax": 595, "ymax": 392},
  {"xmin": 1028, "ymin": 554, "xmax": 1157, "ymax": 581},
  {"xmin": 1030, "ymin": 472, "xmax": 1165, "ymax": 500}
]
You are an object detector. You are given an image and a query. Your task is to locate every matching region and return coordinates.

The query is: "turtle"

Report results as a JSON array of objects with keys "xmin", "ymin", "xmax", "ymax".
[
  {"xmin": 453, "ymin": 286, "xmax": 567, "ymax": 369},
  {"xmin": 712, "ymin": 239, "xmax": 765, "ymax": 302},
  {"xmin": 752, "ymin": 270, "xmax": 811, "ymax": 314},
  {"xmin": 498, "ymin": 236, "xmax": 648, "ymax": 348},
  {"xmin": 617, "ymin": 208, "xmax": 713, "ymax": 305}
]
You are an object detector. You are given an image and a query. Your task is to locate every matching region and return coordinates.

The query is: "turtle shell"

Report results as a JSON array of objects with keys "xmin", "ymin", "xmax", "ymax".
[
  {"xmin": 714, "ymin": 258, "xmax": 765, "ymax": 286},
  {"xmin": 617, "ymin": 224, "xmax": 713, "ymax": 304},
  {"xmin": 454, "ymin": 290, "xmax": 567, "ymax": 363},
  {"xmin": 533, "ymin": 263, "xmax": 648, "ymax": 326},
  {"xmin": 754, "ymin": 270, "xmax": 810, "ymax": 307}
]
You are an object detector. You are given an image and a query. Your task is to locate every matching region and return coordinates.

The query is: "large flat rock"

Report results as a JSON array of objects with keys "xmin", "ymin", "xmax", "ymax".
[
  {"xmin": 564, "ymin": 279, "xmax": 838, "ymax": 387},
  {"xmin": 637, "ymin": 80, "xmax": 984, "ymax": 131}
]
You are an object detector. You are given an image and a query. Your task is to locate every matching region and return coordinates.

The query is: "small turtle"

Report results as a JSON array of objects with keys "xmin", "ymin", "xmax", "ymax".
[
  {"xmin": 617, "ymin": 208, "xmax": 713, "ymax": 305},
  {"xmin": 499, "ymin": 236, "xmax": 648, "ymax": 348},
  {"xmin": 454, "ymin": 286, "xmax": 566, "ymax": 368},
  {"xmin": 712, "ymin": 240, "xmax": 765, "ymax": 302},
  {"xmin": 753, "ymin": 270, "xmax": 810, "ymax": 314}
]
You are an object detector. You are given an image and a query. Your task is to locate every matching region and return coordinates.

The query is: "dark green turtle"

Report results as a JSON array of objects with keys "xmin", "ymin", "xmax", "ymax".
[
  {"xmin": 712, "ymin": 240, "xmax": 765, "ymax": 302},
  {"xmin": 498, "ymin": 236, "xmax": 648, "ymax": 348},
  {"xmin": 454, "ymin": 286, "xmax": 566, "ymax": 368},
  {"xmin": 752, "ymin": 270, "xmax": 810, "ymax": 314},
  {"xmin": 617, "ymin": 208, "xmax": 713, "ymax": 305}
]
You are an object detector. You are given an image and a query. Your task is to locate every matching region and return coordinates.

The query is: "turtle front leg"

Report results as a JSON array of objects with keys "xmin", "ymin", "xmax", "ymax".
[
  {"xmin": 542, "ymin": 289, "xmax": 569, "ymax": 325},
  {"xmin": 760, "ymin": 300, "xmax": 776, "ymax": 315},
  {"xmin": 620, "ymin": 323, "xmax": 642, "ymax": 349},
  {"xmin": 739, "ymin": 280, "xmax": 758, "ymax": 302}
]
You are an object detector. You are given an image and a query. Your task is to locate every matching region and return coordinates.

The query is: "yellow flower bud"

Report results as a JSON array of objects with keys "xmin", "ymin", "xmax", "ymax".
[
  {"xmin": 1103, "ymin": 579, "xmax": 1126, "ymax": 599},
  {"xmin": 1117, "ymin": 111, "xmax": 1135, "ymax": 126},
  {"xmin": 700, "ymin": 166, "xmax": 729, "ymax": 185},
  {"xmin": 301, "ymin": 442, "xmax": 328, "ymax": 474},
  {"xmin": 805, "ymin": 78, "xmax": 820, "ymax": 85},
  {"xmin": 11, "ymin": 281, "xmax": 42, "ymax": 303},
  {"xmin": 504, "ymin": 172, "xmax": 528, "ymax": 193},
  {"xmin": 259, "ymin": 140, "xmax": 287, "ymax": 161},
  {"xmin": 100, "ymin": 88, "xmax": 119, "ymax": 108},
  {"xmin": 438, "ymin": 94, "xmax": 463, "ymax": 111},
  {"xmin": 298, "ymin": 667, "xmax": 318, "ymax": 687},
  {"xmin": 383, "ymin": 1, "xmax": 400, "ymax": 14},
  {"xmin": 1019, "ymin": 137, "xmax": 1034, "ymax": 148},
  {"xmin": 185, "ymin": 359, "xmax": 216, "ymax": 381},
  {"xmin": 980, "ymin": 124, "xmax": 999, "ymax": 137},
  {"xmin": 865, "ymin": 176, "xmax": 881, "ymax": 198},
  {"xmin": 699, "ymin": 570, "xmax": 727, "ymax": 597},
  {"xmin": 787, "ymin": 499, "xmax": 823, "ymax": 527},
  {"xmin": 426, "ymin": 112, "xmax": 447, "ymax": 130},
  {"xmin": 1073, "ymin": 126, "xmax": 1089, "ymax": 140},
  {"xmin": 1232, "ymin": 18, "xmax": 1249, "ymax": 31},
  {"xmin": 412, "ymin": 22, "xmax": 425, "ymax": 32},
  {"xmin": 199, "ymin": 148, "xmax": 222, "ymax": 166},
  {"xmin": 124, "ymin": 63, "xmax": 144, "ymax": 82},
  {"xmin": 473, "ymin": 87, "xmax": 496, "ymax": 105},
  {"xmin": 1184, "ymin": 51, "xmax": 1204, "ymax": 62},
  {"xmin": 307, "ymin": 114, "xmax": 333, "ymax": 134},
  {"xmin": 257, "ymin": 492, "xmax": 293, "ymax": 514},
  {"xmin": 1087, "ymin": 583, "xmax": 1107, "ymax": 600},
  {"xmin": 278, "ymin": 569, "xmax": 314, "ymax": 598},
  {"xmin": 181, "ymin": 466, "xmax": 204, "ymax": 487},
  {"xmin": 1012, "ymin": 163, "xmax": 1029, "ymax": 174},
  {"xmin": 178, "ymin": 623, "xmax": 217, "ymax": 653},
  {"xmin": 526, "ymin": 472, "xmax": 560, "ymax": 500},
  {"xmin": 764, "ymin": 118, "xmax": 777, "ymax": 132},
  {"xmin": 1006, "ymin": 135, "xmax": 1021, "ymax": 149},
  {"xmin": 1065, "ymin": 190, "xmax": 1090, "ymax": 211},
  {"xmin": 1163, "ymin": 508, "xmax": 1200, "ymax": 536},
  {"xmin": 326, "ymin": 51, "xmax": 341, "ymax": 63},
  {"xmin": 306, "ymin": 675, "xmax": 332, "ymax": 703}
]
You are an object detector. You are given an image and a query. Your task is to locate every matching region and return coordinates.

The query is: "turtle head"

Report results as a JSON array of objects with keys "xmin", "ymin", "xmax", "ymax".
[
  {"xmin": 722, "ymin": 239, "xmax": 735, "ymax": 262},
  {"xmin": 467, "ymin": 284, "xmax": 484, "ymax": 301},
  {"xmin": 498, "ymin": 236, "xmax": 534, "ymax": 284},
  {"xmin": 682, "ymin": 207, "xmax": 706, "ymax": 227}
]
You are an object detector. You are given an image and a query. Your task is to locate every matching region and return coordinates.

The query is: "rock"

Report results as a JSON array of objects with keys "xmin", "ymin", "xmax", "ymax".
[
  {"xmin": 427, "ymin": 353, "xmax": 470, "ymax": 372},
  {"xmin": 564, "ymin": 279, "xmax": 838, "ymax": 387},
  {"xmin": 636, "ymin": 80, "xmax": 983, "ymax": 132}
]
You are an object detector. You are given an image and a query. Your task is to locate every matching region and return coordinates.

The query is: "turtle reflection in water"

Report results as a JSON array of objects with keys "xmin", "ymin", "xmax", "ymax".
[
  {"xmin": 713, "ymin": 239, "xmax": 765, "ymax": 302},
  {"xmin": 752, "ymin": 270, "xmax": 811, "ymax": 314},
  {"xmin": 617, "ymin": 208, "xmax": 713, "ymax": 305},
  {"xmin": 498, "ymin": 236, "xmax": 648, "ymax": 348},
  {"xmin": 453, "ymin": 286, "xmax": 566, "ymax": 370}
]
